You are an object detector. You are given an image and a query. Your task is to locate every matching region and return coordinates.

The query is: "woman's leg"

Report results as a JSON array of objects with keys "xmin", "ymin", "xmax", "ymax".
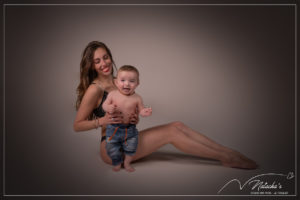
[
  {"xmin": 170, "ymin": 122, "xmax": 255, "ymax": 161},
  {"xmin": 171, "ymin": 122, "xmax": 230, "ymax": 151},
  {"xmin": 132, "ymin": 122, "xmax": 257, "ymax": 169},
  {"xmin": 174, "ymin": 121, "xmax": 257, "ymax": 165},
  {"xmin": 133, "ymin": 123, "xmax": 222, "ymax": 160},
  {"xmin": 100, "ymin": 141, "xmax": 112, "ymax": 165}
]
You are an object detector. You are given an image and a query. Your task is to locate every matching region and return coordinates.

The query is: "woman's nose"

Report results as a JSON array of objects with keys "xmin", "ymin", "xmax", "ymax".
[{"xmin": 100, "ymin": 59, "xmax": 107, "ymax": 66}]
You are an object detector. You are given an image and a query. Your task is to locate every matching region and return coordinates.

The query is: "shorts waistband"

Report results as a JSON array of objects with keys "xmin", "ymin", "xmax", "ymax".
[{"xmin": 109, "ymin": 124, "xmax": 136, "ymax": 128}]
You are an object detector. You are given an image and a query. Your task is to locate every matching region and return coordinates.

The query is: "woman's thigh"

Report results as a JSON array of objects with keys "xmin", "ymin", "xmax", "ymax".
[{"xmin": 132, "ymin": 123, "xmax": 174, "ymax": 161}]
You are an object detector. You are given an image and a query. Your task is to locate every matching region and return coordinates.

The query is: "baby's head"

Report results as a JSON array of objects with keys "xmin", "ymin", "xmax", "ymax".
[{"xmin": 115, "ymin": 65, "xmax": 140, "ymax": 96}]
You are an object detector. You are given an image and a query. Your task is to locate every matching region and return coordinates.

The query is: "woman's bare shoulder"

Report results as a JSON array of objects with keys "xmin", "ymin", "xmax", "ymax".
[{"xmin": 85, "ymin": 84, "xmax": 104, "ymax": 98}]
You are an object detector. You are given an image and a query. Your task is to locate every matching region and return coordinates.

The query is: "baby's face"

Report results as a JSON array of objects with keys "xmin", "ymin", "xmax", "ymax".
[{"xmin": 115, "ymin": 71, "xmax": 139, "ymax": 95}]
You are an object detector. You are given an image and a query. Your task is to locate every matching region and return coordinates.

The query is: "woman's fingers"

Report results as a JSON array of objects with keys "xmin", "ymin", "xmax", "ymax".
[
  {"xmin": 129, "ymin": 113, "xmax": 139, "ymax": 124},
  {"xmin": 111, "ymin": 117, "xmax": 122, "ymax": 123},
  {"xmin": 109, "ymin": 112, "xmax": 123, "ymax": 124}
]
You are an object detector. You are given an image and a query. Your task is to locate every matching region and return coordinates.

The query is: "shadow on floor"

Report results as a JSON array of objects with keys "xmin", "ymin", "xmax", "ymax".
[{"xmin": 134, "ymin": 151, "xmax": 221, "ymax": 167}]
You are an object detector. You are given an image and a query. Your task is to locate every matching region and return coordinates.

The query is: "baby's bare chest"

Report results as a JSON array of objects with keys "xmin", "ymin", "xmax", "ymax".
[{"xmin": 114, "ymin": 95, "xmax": 138, "ymax": 114}]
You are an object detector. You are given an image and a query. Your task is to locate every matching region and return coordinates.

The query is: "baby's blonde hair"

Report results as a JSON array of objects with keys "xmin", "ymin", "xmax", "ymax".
[{"xmin": 118, "ymin": 65, "xmax": 140, "ymax": 82}]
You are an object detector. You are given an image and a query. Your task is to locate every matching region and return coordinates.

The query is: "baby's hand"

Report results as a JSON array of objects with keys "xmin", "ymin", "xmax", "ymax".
[
  {"xmin": 107, "ymin": 104, "xmax": 117, "ymax": 114},
  {"xmin": 140, "ymin": 107, "xmax": 152, "ymax": 117}
]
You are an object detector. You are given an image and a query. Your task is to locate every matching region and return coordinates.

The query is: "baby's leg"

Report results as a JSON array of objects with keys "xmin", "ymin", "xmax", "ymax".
[
  {"xmin": 123, "ymin": 126, "xmax": 138, "ymax": 172},
  {"xmin": 106, "ymin": 139, "xmax": 123, "ymax": 172},
  {"xmin": 124, "ymin": 155, "xmax": 135, "ymax": 172},
  {"xmin": 113, "ymin": 164, "xmax": 121, "ymax": 172}
]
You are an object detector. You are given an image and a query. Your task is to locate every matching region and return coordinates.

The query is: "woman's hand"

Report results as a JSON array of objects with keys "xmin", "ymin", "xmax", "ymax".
[
  {"xmin": 102, "ymin": 110, "xmax": 123, "ymax": 125},
  {"xmin": 129, "ymin": 112, "xmax": 139, "ymax": 125}
]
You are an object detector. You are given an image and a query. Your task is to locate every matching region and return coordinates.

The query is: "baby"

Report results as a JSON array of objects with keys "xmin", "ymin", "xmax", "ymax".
[{"xmin": 103, "ymin": 65, "xmax": 152, "ymax": 172}]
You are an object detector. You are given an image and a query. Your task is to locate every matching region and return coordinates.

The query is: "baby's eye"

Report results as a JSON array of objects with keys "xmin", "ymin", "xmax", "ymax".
[{"xmin": 130, "ymin": 80, "xmax": 135, "ymax": 83}]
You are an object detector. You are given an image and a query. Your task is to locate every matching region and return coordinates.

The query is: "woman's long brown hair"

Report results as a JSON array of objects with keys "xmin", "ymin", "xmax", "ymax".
[{"xmin": 76, "ymin": 41, "xmax": 116, "ymax": 111}]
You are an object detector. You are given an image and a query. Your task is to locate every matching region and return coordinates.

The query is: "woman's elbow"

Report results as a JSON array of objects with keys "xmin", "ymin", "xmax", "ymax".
[{"xmin": 73, "ymin": 122, "xmax": 81, "ymax": 132}]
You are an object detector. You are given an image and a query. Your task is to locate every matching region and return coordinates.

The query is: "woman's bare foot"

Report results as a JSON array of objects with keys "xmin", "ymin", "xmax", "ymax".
[
  {"xmin": 224, "ymin": 148, "xmax": 258, "ymax": 169},
  {"xmin": 113, "ymin": 164, "xmax": 121, "ymax": 172},
  {"xmin": 221, "ymin": 153, "xmax": 258, "ymax": 169}
]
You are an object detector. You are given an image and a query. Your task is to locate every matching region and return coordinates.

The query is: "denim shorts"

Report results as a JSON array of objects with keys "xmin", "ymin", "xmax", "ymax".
[{"xmin": 105, "ymin": 124, "xmax": 138, "ymax": 166}]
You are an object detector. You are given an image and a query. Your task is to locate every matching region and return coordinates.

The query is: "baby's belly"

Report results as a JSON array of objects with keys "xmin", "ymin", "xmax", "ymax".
[
  {"xmin": 118, "ymin": 106, "xmax": 136, "ymax": 124},
  {"xmin": 122, "ymin": 112, "xmax": 134, "ymax": 124}
]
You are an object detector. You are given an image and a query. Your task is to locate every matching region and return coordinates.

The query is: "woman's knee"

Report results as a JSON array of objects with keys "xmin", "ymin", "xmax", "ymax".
[
  {"xmin": 169, "ymin": 121, "xmax": 185, "ymax": 130},
  {"xmin": 167, "ymin": 121, "xmax": 186, "ymax": 139}
]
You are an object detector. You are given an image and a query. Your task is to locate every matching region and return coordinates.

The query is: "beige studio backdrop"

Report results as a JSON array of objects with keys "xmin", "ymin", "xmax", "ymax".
[{"xmin": 4, "ymin": 3, "xmax": 296, "ymax": 197}]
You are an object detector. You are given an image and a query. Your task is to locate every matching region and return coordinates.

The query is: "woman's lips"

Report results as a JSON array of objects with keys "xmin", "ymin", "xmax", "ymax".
[{"xmin": 102, "ymin": 66, "xmax": 110, "ymax": 73}]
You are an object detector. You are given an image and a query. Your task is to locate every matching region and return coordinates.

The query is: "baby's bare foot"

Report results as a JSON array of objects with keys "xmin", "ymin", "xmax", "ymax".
[
  {"xmin": 113, "ymin": 164, "xmax": 121, "ymax": 172},
  {"xmin": 124, "ymin": 163, "xmax": 135, "ymax": 172}
]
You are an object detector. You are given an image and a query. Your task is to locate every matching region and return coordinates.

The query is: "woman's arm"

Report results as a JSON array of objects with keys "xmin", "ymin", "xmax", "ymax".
[
  {"xmin": 73, "ymin": 85, "xmax": 104, "ymax": 132},
  {"xmin": 73, "ymin": 86, "xmax": 123, "ymax": 132}
]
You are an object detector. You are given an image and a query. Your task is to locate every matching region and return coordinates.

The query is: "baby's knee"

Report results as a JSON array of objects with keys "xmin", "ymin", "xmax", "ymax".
[{"xmin": 124, "ymin": 137, "xmax": 138, "ymax": 156}]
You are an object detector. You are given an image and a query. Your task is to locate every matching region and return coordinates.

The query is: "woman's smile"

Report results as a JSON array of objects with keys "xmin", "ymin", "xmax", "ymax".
[{"xmin": 101, "ymin": 66, "xmax": 110, "ymax": 73}]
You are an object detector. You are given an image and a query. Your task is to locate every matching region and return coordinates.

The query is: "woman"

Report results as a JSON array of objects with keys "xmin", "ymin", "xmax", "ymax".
[{"xmin": 73, "ymin": 41, "xmax": 257, "ymax": 169}]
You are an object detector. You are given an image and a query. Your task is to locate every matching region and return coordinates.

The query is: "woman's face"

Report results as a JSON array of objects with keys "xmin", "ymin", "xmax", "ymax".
[{"xmin": 93, "ymin": 47, "xmax": 113, "ymax": 76}]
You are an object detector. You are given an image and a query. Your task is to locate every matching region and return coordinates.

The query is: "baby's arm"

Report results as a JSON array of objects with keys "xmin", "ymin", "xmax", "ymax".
[
  {"xmin": 137, "ymin": 95, "xmax": 152, "ymax": 117},
  {"xmin": 102, "ymin": 91, "xmax": 117, "ymax": 114}
]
